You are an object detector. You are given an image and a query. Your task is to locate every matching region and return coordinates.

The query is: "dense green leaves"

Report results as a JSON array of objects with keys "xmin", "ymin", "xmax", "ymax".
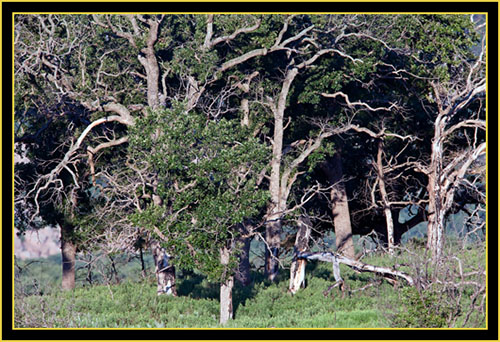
[{"xmin": 129, "ymin": 104, "xmax": 269, "ymax": 280}]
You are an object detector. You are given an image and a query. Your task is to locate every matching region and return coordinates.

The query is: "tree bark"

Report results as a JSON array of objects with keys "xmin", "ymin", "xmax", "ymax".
[
  {"xmin": 376, "ymin": 140, "xmax": 395, "ymax": 254},
  {"xmin": 265, "ymin": 68, "xmax": 299, "ymax": 282},
  {"xmin": 235, "ymin": 223, "xmax": 252, "ymax": 286},
  {"xmin": 264, "ymin": 218, "xmax": 281, "ymax": 282},
  {"xmin": 151, "ymin": 240, "xmax": 176, "ymax": 296},
  {"xmin": 289, "ymin": 215, "xmax": 312, "ymax": 294},
  {"xmin": 220, "ymin": 246, "xmax": 234, "ymax": 325},
  {"xmin": 61, "ymin": 223, "xmax": 76, "ymax": 290},
  {"xmin": 137, "ymin": 16, "xmax": 161, "ymax": 109},
  {"xmin": 322, "ymin": 153, "xmax": 355, "ymax": 258}
]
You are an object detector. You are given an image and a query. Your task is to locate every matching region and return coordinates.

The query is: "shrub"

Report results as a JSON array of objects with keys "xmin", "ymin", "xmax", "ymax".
[{"xmin": 393, "ymin": 286, "xmax": 455, "ymax": 328}]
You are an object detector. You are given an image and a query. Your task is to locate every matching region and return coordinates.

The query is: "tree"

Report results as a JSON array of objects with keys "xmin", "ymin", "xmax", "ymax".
[
  {"xmin": 314, "ymin": 15, "xmax": 486, "ymax": 260},
  {"xmin": 129, "ymin": 106, "xmax": 269, "ymax": 324},
  {"xmin": 421, "ymin": 17, "xmax": 486, "ymax": 259},
  {"xmin": 13, "ymin": 13, "xmax": 284, "ymax": 292},
  {"xmin": 380, "ymin": 14, "xmax": 487, "ymax": 259},
  {"xmin": 14, "ymin": 14, "xmax": 139, "ymax": 289}
]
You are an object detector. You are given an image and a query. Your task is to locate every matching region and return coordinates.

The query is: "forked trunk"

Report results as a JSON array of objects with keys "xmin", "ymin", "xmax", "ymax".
[
  {"xmin": 151, "ymin": 240, "xmax": 176, "ymax": 296},
  {"xmin": 289, "ymin": 215, "xmax": 312, "ymax": 294},
  {"xmin": 61, "ymin": 223, "xmax": 76, "ymax": 290},
  {"xmin": 220, "ymin": 246, "xmax": 234, "ymax": 325}
]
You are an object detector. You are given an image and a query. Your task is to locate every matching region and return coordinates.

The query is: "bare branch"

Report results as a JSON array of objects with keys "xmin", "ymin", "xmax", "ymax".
[{"xmin": 321, "ymin": 91, "xmax": 399, "ymax": 112}]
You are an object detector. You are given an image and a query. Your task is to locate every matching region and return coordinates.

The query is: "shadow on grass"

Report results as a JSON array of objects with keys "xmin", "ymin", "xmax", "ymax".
[
  {"xmin": 176, "ymin": 269, "xmax": 218, "ymax": 300},
  {"xmin": 175, "ymin": 269, "xmax": 273, "ymax": 318}
]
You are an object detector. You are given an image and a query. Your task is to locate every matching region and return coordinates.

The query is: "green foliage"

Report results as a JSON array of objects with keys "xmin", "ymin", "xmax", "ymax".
[
  {"xmin": 393, "ymin": 286, "xmax": 455, "ymax": 328},
  {"xmin": 129, "ymin": 104, "xmax": 269, "ymax": 281}
]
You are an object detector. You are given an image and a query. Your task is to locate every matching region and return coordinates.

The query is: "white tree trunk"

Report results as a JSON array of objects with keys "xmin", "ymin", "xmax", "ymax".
[
  {"xmin": 220, "ymin": 246, "xmax": 234, "ymax": 325},
  {"xmin": 289, "ymin": 216, "xmax": 312, "ymax": 294},
  {"xmin": 376, "ymin": 140, "xmax": 395, "ymax": 254}
]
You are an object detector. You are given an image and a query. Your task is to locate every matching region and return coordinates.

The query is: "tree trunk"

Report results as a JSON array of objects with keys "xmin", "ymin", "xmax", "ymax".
[
  {"xmin": 235, "ymin": 223, "xmax": 251, "ymax": 286},
  {"xmin": 323, "ymin": 153, "xmax": 355, "ymax": 258},
  {"xmin": 376, "ymin": 140, "xmax": 395, "ymax": 254},
  {"xmin": 151, "ymin": 240, "xmax": 176, "ymax": 296},
  {"xmin": 265, "ymin": 216, "xmax": 281, "ymax": 282},
  {"xmin": 220, "ymin": 246, "xmax": 234, "ymax": 325},
  {"xmin": 289, "ymin": 215, "xmax": 312, "ymax": 294},
  {"xmin": 264, "ymin": 68, "xmax": 298, "ymax": 282},
  {"xmin": 426, "ymin": 173, "xmax": 444, "ymax": 260},
  {"xmin": 426, "ymin": 115, "xmax": 446, "ymax": 260},
  {"xmin": 139, "ymin": 246, "xmax": 147, "ymax": 278},
  {"xmin": 137, "ymin": 17, "xmax": 160, "ymax": 109},
  {"xmin": 61, "ymin": 223, "xmax": 76, "ymax": 290}
]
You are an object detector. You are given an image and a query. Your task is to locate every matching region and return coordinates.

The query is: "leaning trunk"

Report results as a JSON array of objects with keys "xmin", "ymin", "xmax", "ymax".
[
  {"xmin": 61, "ymin": 223, "xmax": 76, "ymax": 290},
  {"xmin": 323, "ymin": 153, "xmax": 355, "ymax": 258},
  {"xmin": 376, "ymin": 140, "xmax": 395, "ymax": 254},
  {"xmin": 289, "ymin": 215, "xmax": 312, "ymax": 294},
  {"xmin": 151, "ymin": 240, "xmax": 176, "ymax": 296},
  {"xmin": 220, "ymin": 246, "xmax": 234, "ymax": 325}
]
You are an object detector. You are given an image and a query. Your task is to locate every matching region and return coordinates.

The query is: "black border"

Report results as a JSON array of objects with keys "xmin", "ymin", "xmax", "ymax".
[{"xmin": 3, "ymin": 1, "xmax": 498, "ymax": 341}]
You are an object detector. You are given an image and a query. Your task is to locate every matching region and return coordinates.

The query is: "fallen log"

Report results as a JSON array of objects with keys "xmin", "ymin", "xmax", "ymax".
[{"xmin": 298, "ymin": 251, "xmax": 415, "ymax": 287}]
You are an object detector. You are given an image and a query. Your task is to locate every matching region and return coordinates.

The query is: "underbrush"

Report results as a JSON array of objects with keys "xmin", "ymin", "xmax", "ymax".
[
  {"xmin": 14, "ymin": 239, "xmax": 486, "ymax": 328},
  {"xmin": 14, "ymin": 262, "xmax": 396, "ymax": 328}
]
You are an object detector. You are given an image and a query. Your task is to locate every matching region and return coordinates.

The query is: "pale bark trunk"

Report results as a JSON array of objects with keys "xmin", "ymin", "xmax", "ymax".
[
  {"xmin": 137, "ymin": 17, "xmax": 160, "ymax": 109},
  {"xmin": 61, "ymin": 223, "xmax": 76, "ymax": 290},
  {"xmin": 289, "ymin": 216, "xmax": 312, "ymax": 294},
  {"xmin": 376, "ymin": 140, "xmax": 395, "ymax": 254},
  {"xmin": 234, "ymin": 94, "xmax": 252, "ymax": 287},
  {"xmin": 323, "ymin": 153, "xmax": 355, "ymax": 258},
  {"xmin": 220, "ymin": 246, "xmax": 234, "ymax": 325},
  {"xmin": 265, "ymin": 105, "xmax": 283, "ymax": 282},
  {"xmin": 265, "ymin": 105, "xmax": 283, "ymax": 281},
  {"xmin": 151, "ymin": 240, "xmax": 176, "ymax": 296},
  {"xmin": 427, "ymin": 115, "xmax": 446, "ymax": 260},
  {"xmin": 265, "ymin": 68, "xmax": 299, "ymax": 282},
  {"xmin": 427, "ymin": 173, "xmax": 444, "ymax": 259}
]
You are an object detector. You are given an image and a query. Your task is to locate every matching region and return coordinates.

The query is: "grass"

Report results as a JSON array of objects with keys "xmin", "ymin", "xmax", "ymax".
[
  {"xmin": 15, "ymin": 260, "xmax": 399, "ymax": 328},
  {"xmin": 14, "ymin": 237, "xmax": 486, "ymax": 329}
]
